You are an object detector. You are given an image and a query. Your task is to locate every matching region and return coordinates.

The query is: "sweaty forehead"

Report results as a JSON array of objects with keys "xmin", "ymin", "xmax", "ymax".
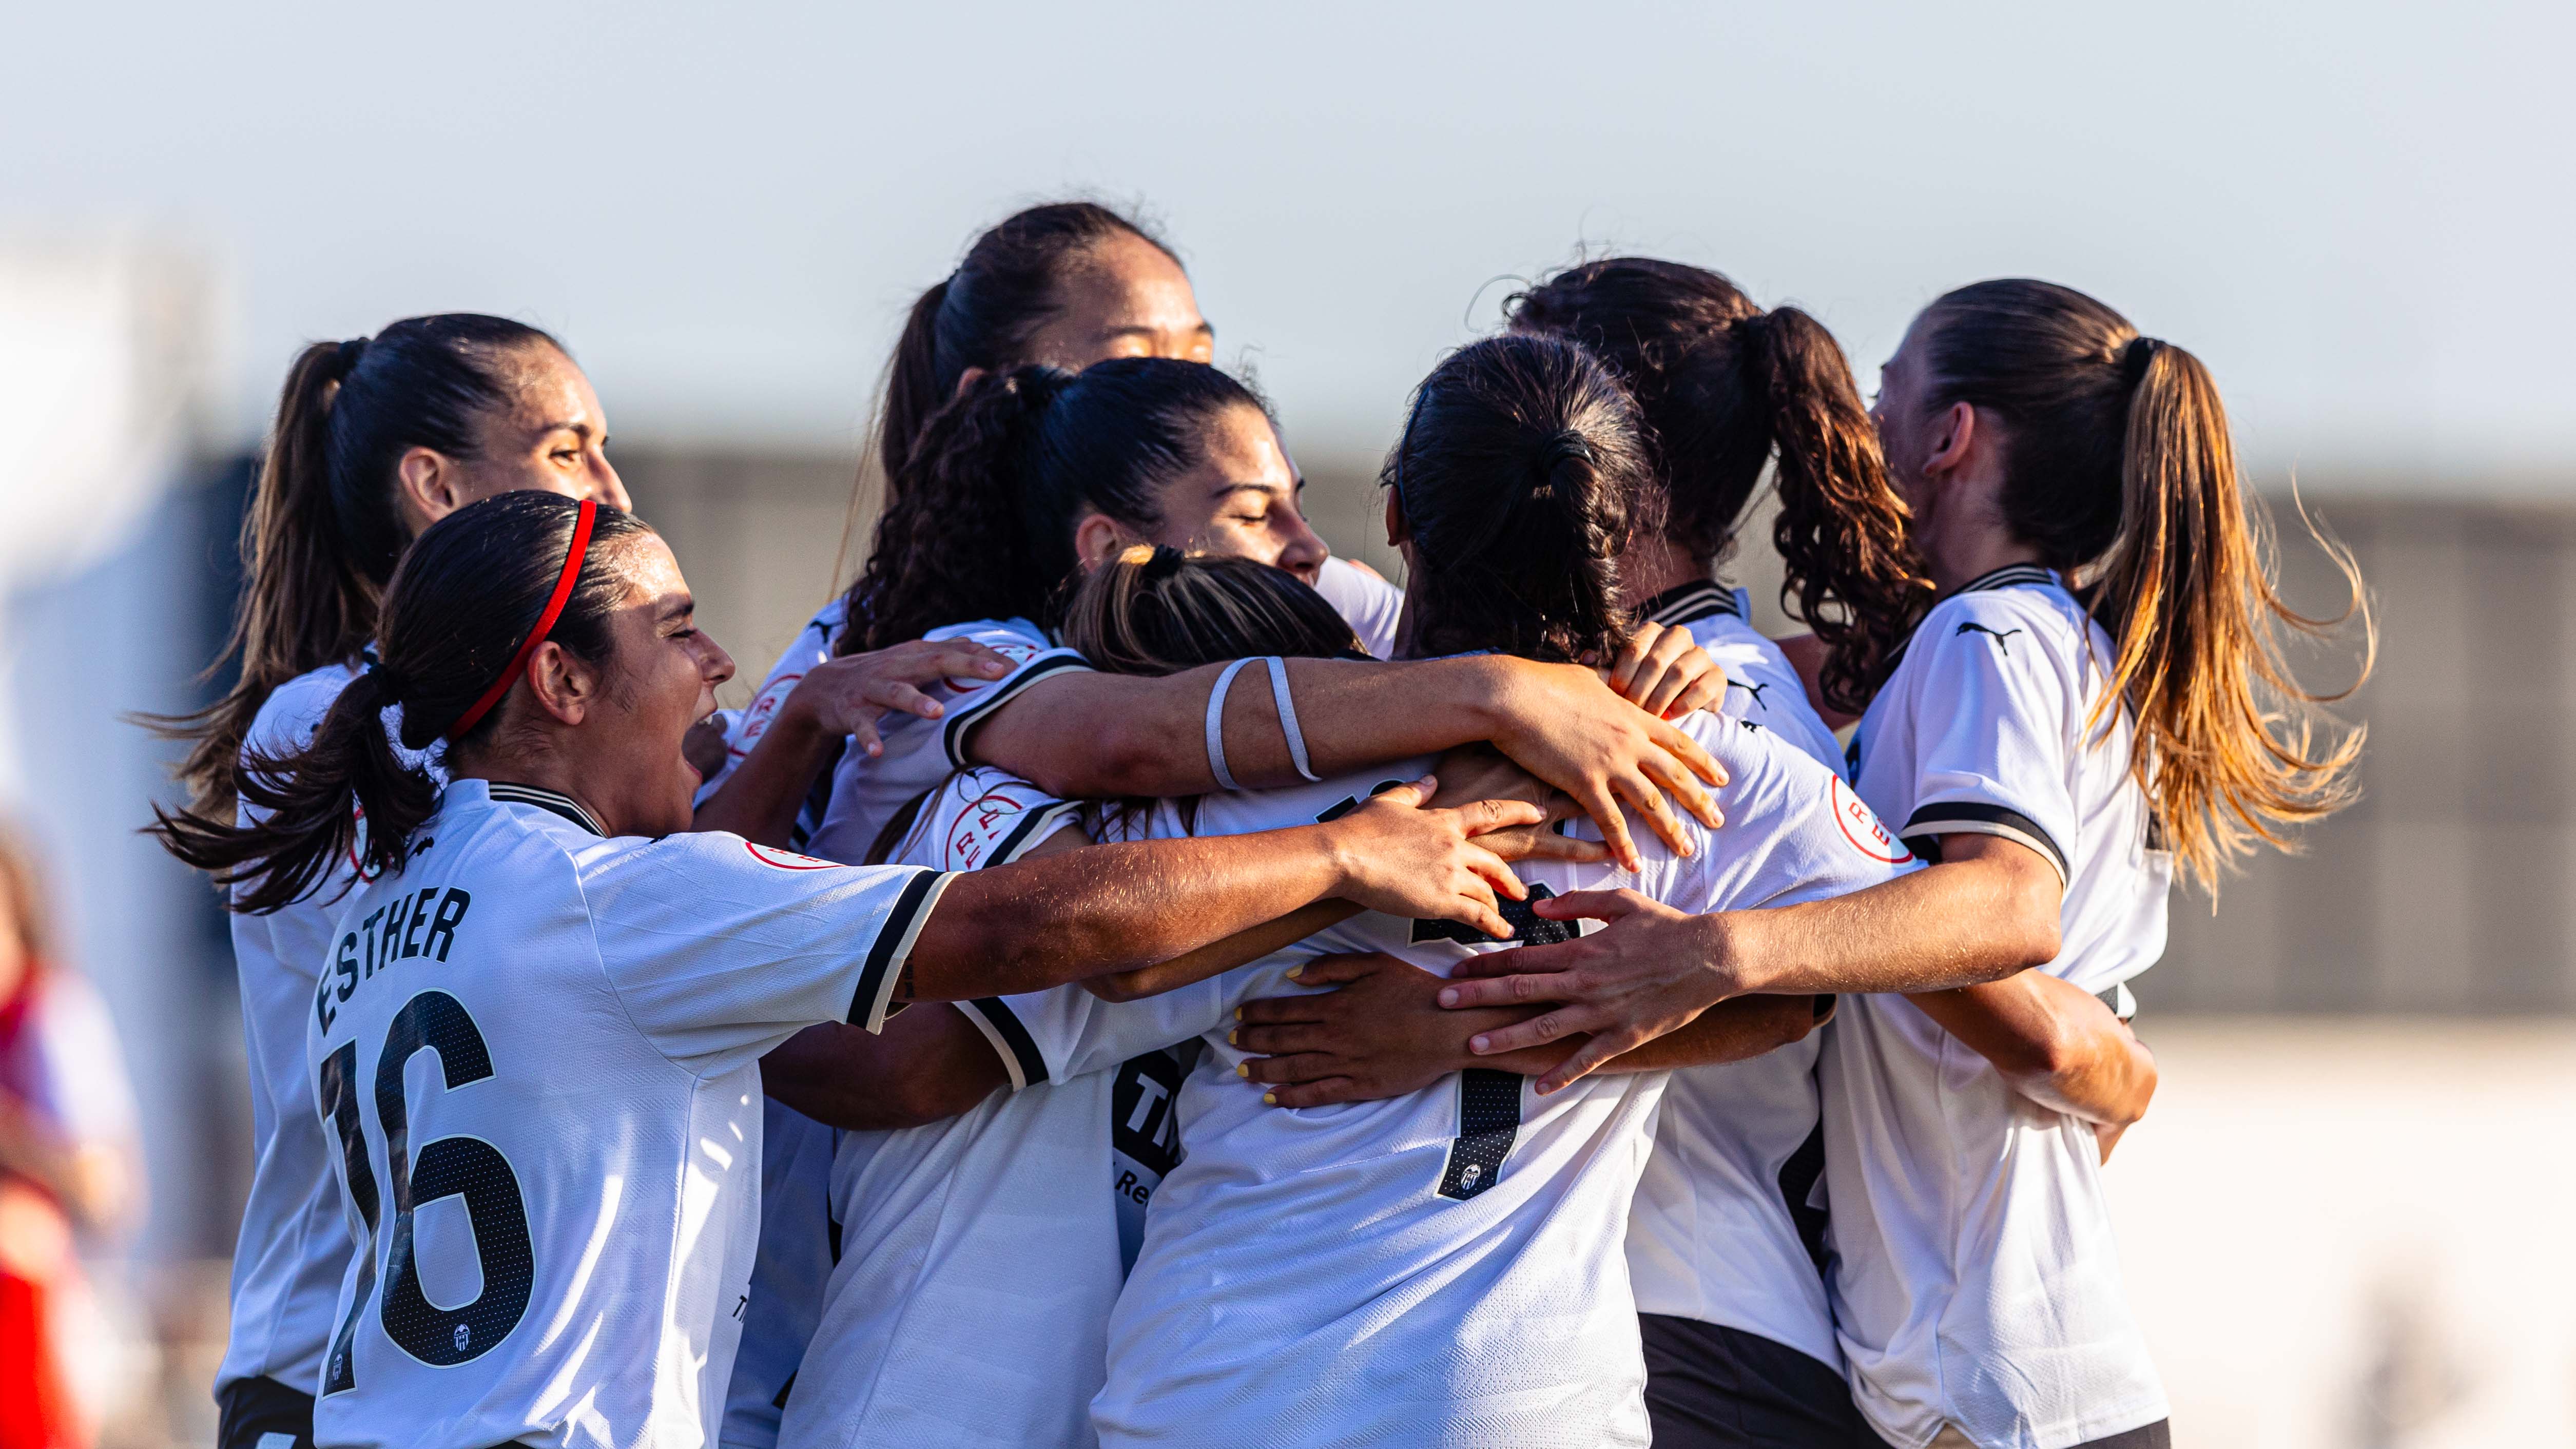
[{"xmin": 1029, "ymin": 237, "xmax": 1205, "ymax": 353}]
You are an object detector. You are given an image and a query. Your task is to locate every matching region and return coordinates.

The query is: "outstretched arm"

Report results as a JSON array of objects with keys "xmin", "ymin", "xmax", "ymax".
[
  {"xmin": 972, "ymin": 649, "xmax": 1724, "ymax": 873},
  {"xmin": 900, "ymin": 779, "xmax": 1544, "ymax": 1003},
  {"xmin": 1431, "ymin": 835, "xmax": 2062, "ymax": 1091},
  {"xmin": 1907, "ymin": 973, "xmax": 2154, "ymax": 1160},
  {"xmin": 1227, "ymin": 953, "xmax": 1822, "ymax": 1108}
]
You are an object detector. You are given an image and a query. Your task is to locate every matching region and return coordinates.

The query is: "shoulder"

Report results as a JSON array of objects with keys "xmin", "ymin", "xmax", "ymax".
[
  {"xmin": 243, "ymin": 662, "xmax": 359, "ymax": 758},
  {"xmin": 1918, "ymin": 584, "xmax": 2089, "ymax": 662},
  {"xmin": 922, "ymin": 616, "xmax": 1052, "ymax": 655}
]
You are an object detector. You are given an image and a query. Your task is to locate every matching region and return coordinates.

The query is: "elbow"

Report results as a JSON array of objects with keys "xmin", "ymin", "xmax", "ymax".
[
  {"xmin": 1083, "ymin": 970, "xmax": 1153, "ymax": 1005},
  {"xmin": 1011, "ymin": 714, "xmax": 1161, "ymax": 799}
]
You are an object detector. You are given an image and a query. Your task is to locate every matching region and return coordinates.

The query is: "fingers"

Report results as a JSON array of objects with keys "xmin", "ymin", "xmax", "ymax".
[
  {"xmin": 902, "ymin": 640, "xmax": 1012, "ymax": 683},
  {"xmin": 1662, "ymin": 663, "xmax": 1727, "ymax": 720},
  {"xmin": 1462, "ymin": 846, "xmax": 1528, "ymax": 904},
  {"xmin": 1234, "ymin": 1053, "xmax": 1339, "ymax": 1089},
  {"xmin": 1614, "ymin": 769, "xmax": 1694, "ymax": 859},
  {"xmin": 1532, "ymin": 1029, "xmax": 1641, "ymax": 1094},
  {"xmin": 1568, "ymin": 780, "xmax": 1643, "ymax": 874},
  {"xmin": 848, "ymin": 716, "xmax": 886, "ymax": 760},
  {"xmin": 1649, "ymin": 718, "xmax": 1725, "ymax": 787},
  {"xmin": 1637, "ymin": 642, "xmax": 1707, "ymax": 719},
  {"xmin": 1638, "ymin": 746, "xmax": 1723, "ymax": 831},
  {"xmin": 1459, "ymin": 797, "xmax": 1548, "ymax": 836},
  {"xmin": 1380, "ymin": 775, "xmax": 1436, "ymax": 809},
  {"xmin": 1464, "ymin": 1003, "xmax": 1601, "ymax": 1056},
  {"xmin": 1606, "ymin": 624, "xmax": 1658, "ymax": 700},
  {"xmin": 1511, "ymin": 831, "xmax": 1611, "ymax": 865},
  {"xmin": 1435, "ymin": 968, "xmax": 1580, "ymax": 1008},
  {"xmin": 1529, "ymin": 887, "xmax": 1639, "ymax": 920},
  {"xmin": 1228, "ymin": 1022, "xmax": 1328, "ymax": 1056},
  {"xmin": 868, "ymin": 679, "xmax": 943, "ymax": 723},
  {"xmin": 1632, "ymin": 627, "xmax": 1699, "ymax": 717}
]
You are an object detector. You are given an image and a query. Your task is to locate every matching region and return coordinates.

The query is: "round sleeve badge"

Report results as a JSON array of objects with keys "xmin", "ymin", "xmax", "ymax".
[
  {"xmin": 745, "ymin": 842, "xmax": 839, "ymax": 871},
  {"xmin": 1831, "ymin": 778, "xmax": 1914, "ymax": 864}
]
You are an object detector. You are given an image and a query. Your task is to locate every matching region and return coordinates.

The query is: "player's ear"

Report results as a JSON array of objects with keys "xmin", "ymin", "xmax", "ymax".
[
  {"xmin": 1071, "ymin": 511, "xmax": 1134, "ymax": 573},
  {"xmin": 1922, "ymin": 401, "xmax": 1979, "ymax": 482},
  {"xmin": 395, "ymin": 446, "xmax": 469, "ymax": 532},
  {"xmin": 521, "ymin": 641, "xmax": 595, "ymax": 727}
]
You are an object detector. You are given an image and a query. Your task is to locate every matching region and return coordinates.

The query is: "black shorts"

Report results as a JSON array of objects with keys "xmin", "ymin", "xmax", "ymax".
[
  {"xmin": 215, "ymin": 1376, "xmax": 313, "ymax": 1449},
  {"xmin": 1640, "ymin": 1313, "xmax": 1892, "ymax": 1449}
]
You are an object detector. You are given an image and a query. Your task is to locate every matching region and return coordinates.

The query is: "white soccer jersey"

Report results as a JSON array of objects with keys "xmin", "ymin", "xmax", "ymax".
[
  {"xmin": 1823, "ymin": 565, "xmax": 2171, "ymax": 1449},
  {"xmin": 1312, "ymin": 554, "xmax": 1406, "ymax": 658},
  {"xmin": 718, "ymin": 1100, "xmax": 850, "ymax": 1449},
  {"xmin": 1639, "ymin": 581, "xmax": 1844, "ymax": 774},
  {"xmin": 1042, "ymin": 710, "xmax": 1919, "ymax": 1448},
  {"xmin": 777, "ymin": 771, "xmax": 1162, "ymax": 1449},
  {"xmin": 219, "ymin": 664, "xmax": 447, "ymax": 1399},
  {"xmin": 303, "ymin": 779, "xmax": 950, "ymax": 1449}
]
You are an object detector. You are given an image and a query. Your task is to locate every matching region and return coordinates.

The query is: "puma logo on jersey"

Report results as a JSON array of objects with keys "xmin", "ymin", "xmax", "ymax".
[
  {"xmin": 1955, "ymin": 622, "xmax": 2024, "ymax": 654},
  {"xmin": 1730, "ymin": 677, "xmax": 1771, "ymax": 708}
]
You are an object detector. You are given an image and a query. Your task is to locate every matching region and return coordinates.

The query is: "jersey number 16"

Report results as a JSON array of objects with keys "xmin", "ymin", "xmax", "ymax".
[{"xmin": 316, "ymin": 989, "xmax": 534, "ymax": 1394}]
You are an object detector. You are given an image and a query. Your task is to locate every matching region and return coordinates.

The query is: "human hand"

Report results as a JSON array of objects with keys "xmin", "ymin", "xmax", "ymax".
[
  {"xmin": 1483, "ymin": 660, "xmax": 1727, "ymax": 872},
  {"xmin": 1315, "ymin": 775, "xmax": 1541, "ymax": 939},
  {"xmin": 788, "ymin": 638, "xmax": 1014, "ymax": 758},
  {"xmin": 1602, "ymin": 621, "xmax": 1728, "ymax": 720},
  {"xmin": 1430, "ymin": 887, "xmax": 1756, "ymax": 1093}
]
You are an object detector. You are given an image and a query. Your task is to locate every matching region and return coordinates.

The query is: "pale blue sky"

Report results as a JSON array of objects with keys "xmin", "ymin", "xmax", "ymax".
[{"xmin": 5, "ymin": 1, "xmax": 2568, "ymax": 485}]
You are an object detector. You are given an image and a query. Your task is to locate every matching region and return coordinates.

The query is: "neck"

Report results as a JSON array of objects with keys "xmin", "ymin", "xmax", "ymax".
[
  {"xmin": 1614, "ymin": 533, "xmax": 1710, "ymax": 609},
  {"xmin": 455, "ymin": 744, "xmax": 620, "ymax": 837},
  {"xmin": 1911, "ymin": 468, "xmax": 2044, "ymax": 594}
]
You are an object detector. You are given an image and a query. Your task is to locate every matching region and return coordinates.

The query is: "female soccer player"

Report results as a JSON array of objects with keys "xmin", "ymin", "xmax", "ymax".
[
  {"xmin": 1440, "ymin": 282, "xmax": 2367, "ymax": 1448},
  {"xmin": 157, "ymin": 318, "xmax": 992, "ymax": 1449},
  {"xmin": 150, "ymin": 492, "xmax": 1545, "ymax": 1449},
  {"xmin": 711, "ymin": 355, "xmax": 1723, "ymax": 1438},
  {"xmin": 841, "ymin": 335, "xmax": 1920, "ymax": 1447},
  {"xmin": 1507, "ymin": 257, "xmax": 1925, "ymax": 772},
  {"xmin": 695, "ymin": 201, "xmax": 1414, "ymax": 853}
]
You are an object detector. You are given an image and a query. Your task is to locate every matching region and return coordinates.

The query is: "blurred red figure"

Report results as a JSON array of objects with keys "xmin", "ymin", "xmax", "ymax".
[{"xmin": 0, "ymin": 827, "xmax": 138, "ymax": 1449}]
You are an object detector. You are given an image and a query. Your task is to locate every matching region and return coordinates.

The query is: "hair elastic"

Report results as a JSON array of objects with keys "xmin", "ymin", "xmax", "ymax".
[
  {"xmin": 2121, "ymin": 336, "xmax": 2161, "ymax": 385},
  {"xmin": 1263, "ymin": 656, "xmax": 1322, "ymax": 782},
  {"xmin": 1204, "ymin": 656, "xmax": 1256, "ymax": 791},
  {"xmin": 446, "ymin": 497, "xmax": 598, "ymax": 741}
]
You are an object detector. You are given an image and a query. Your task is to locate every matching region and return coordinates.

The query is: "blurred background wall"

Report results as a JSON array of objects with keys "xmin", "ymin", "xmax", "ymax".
[{"xmin": 3, "ymin": 2, "xmax": 2569, "ymax": 1444}]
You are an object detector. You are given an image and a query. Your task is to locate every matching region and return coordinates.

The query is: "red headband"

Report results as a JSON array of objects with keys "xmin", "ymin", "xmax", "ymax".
[{"xmin": 446, "ymin": 497, "xmax": 599, "ymax": 741}]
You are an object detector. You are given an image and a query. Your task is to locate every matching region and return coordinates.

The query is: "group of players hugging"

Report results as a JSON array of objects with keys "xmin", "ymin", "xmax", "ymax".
[{"xmin": 153, "ymin": 202, "xmax": 2363, "ymax": 1449}]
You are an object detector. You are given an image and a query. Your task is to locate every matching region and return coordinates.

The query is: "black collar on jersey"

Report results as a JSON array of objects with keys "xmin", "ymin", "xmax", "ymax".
[
  {"xmin": 485, "ymin": 781, "xmax": 607, "ymax": 837},
  {"xmin": 1638, "ymin": 580, "xmax": 1744, "ymax": 629},
  {"xmin": 1883, "ymin": 563, "xmax": 2064, "ymax": 671},
  {"xmin": 1939, "ymin": 563, "xmax": 2059, "ymax": 602}
]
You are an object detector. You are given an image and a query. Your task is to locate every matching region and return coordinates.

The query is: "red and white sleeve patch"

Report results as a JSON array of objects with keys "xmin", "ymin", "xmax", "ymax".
[
  {"xmin": 745, "ymin": 842, "xmax": 840, "ymax": 871},
  {"xmin": 1831, "ymin": 778, "xmax": 1915, "ymax": 864}
]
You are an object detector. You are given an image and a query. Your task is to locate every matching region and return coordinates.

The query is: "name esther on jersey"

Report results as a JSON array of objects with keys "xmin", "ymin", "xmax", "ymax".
[{"xmin": 316, "ymin": 885, "xmax": 474, "ymax": 1033}]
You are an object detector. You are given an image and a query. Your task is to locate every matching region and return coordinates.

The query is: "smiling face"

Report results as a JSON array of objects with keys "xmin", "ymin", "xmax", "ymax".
[
  {"xmin": 574, "ymin": 533, "xmax": 735, "ymax": 837},
  {"xmin": 1016, "ymin": 230, "xmax": 1216, "ymax": 371}
]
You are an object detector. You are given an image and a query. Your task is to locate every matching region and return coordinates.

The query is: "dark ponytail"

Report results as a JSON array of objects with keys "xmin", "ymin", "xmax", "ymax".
[
  {"xmin": 155, "ymin": 314, "xmax": 561, "ymax": 816},
  {"xmin": 151, "ymin": 492, "xmax": 651, "ymax": 912},
  {"xmin": 1508, "ymin": 258, "xmax": 1929, "ymax": 711},
  {"xmin": 841, "ymin": 357, "xmax": 1268, "ymax": 652},
  {"xmin": 876, "ymin": 202, "xmax": 1178, "ymax": 489},
  {"xmin": 1387, "ymin": 334, "xmax": 1649, "ymax": 665},
  {"xmin": 1755, "ymin": 306, "xmax": 1933, "ymax": 713},
  {"xmin": 1914, "ymin": 278, "xmax": 2369, "ymax": 886}
]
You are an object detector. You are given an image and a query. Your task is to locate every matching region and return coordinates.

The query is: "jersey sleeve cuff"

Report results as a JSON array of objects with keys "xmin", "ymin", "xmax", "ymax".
[
  {"xmin": 989, "ymin": 800, "xmax": 1082, "ymax": 865},
  {"xmin": 850, "ymin": 870, "xmax": 958, "ymax": 1032},
  {"xmin": 957, "ymin": 996, "xmax": 1052, "ymax": 1090},
  {"xmin": 939, "ymin": 653, "xmax": 1096, "ymax": 768},
  {"xmin": 1897, "ymin": 802, "xmax": 2069, "ymax": 889}
]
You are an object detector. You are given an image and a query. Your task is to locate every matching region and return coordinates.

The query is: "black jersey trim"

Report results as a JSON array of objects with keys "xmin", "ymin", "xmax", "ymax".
[
  {"xmin": 485, "ymin": 782, "xmax": 606, "ymax": 837},
  {"xmin": 850, "ymin": 870, "xmax": 956, "ymax": 1032},
  {"xmin": 939, "ymin": 653, "xmax": 1096, "ymax": 768},
  {"xmin": 1899, "ymin": 802, "xmax": 2068, "ymax": 887},
  {"xmin": 1883, "ymin": 565, "xmax": 2065, "ymax": 671},
  {"xmin": 990, "ymin": 799, "xmax": 1082, "ymax": 865},
  {"xmin": 1640, "ymin": 580, "xmax": 1744, "ymax": 629},
  {"xmin": 959, "ymin": 996, "xmax": 1051, "ymax": 1090}
]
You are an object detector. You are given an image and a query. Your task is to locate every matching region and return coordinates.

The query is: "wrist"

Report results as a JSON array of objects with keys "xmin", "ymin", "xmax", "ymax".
[{"xmin": 1697, "ymin": 909, "xmax": 1775, "ymax": 999}]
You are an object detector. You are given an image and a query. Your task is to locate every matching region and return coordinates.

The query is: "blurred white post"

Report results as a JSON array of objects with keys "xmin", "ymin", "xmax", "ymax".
[{"xmin": 0, "ymin": 242, "xmax": 224, "ymax": 1280}]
